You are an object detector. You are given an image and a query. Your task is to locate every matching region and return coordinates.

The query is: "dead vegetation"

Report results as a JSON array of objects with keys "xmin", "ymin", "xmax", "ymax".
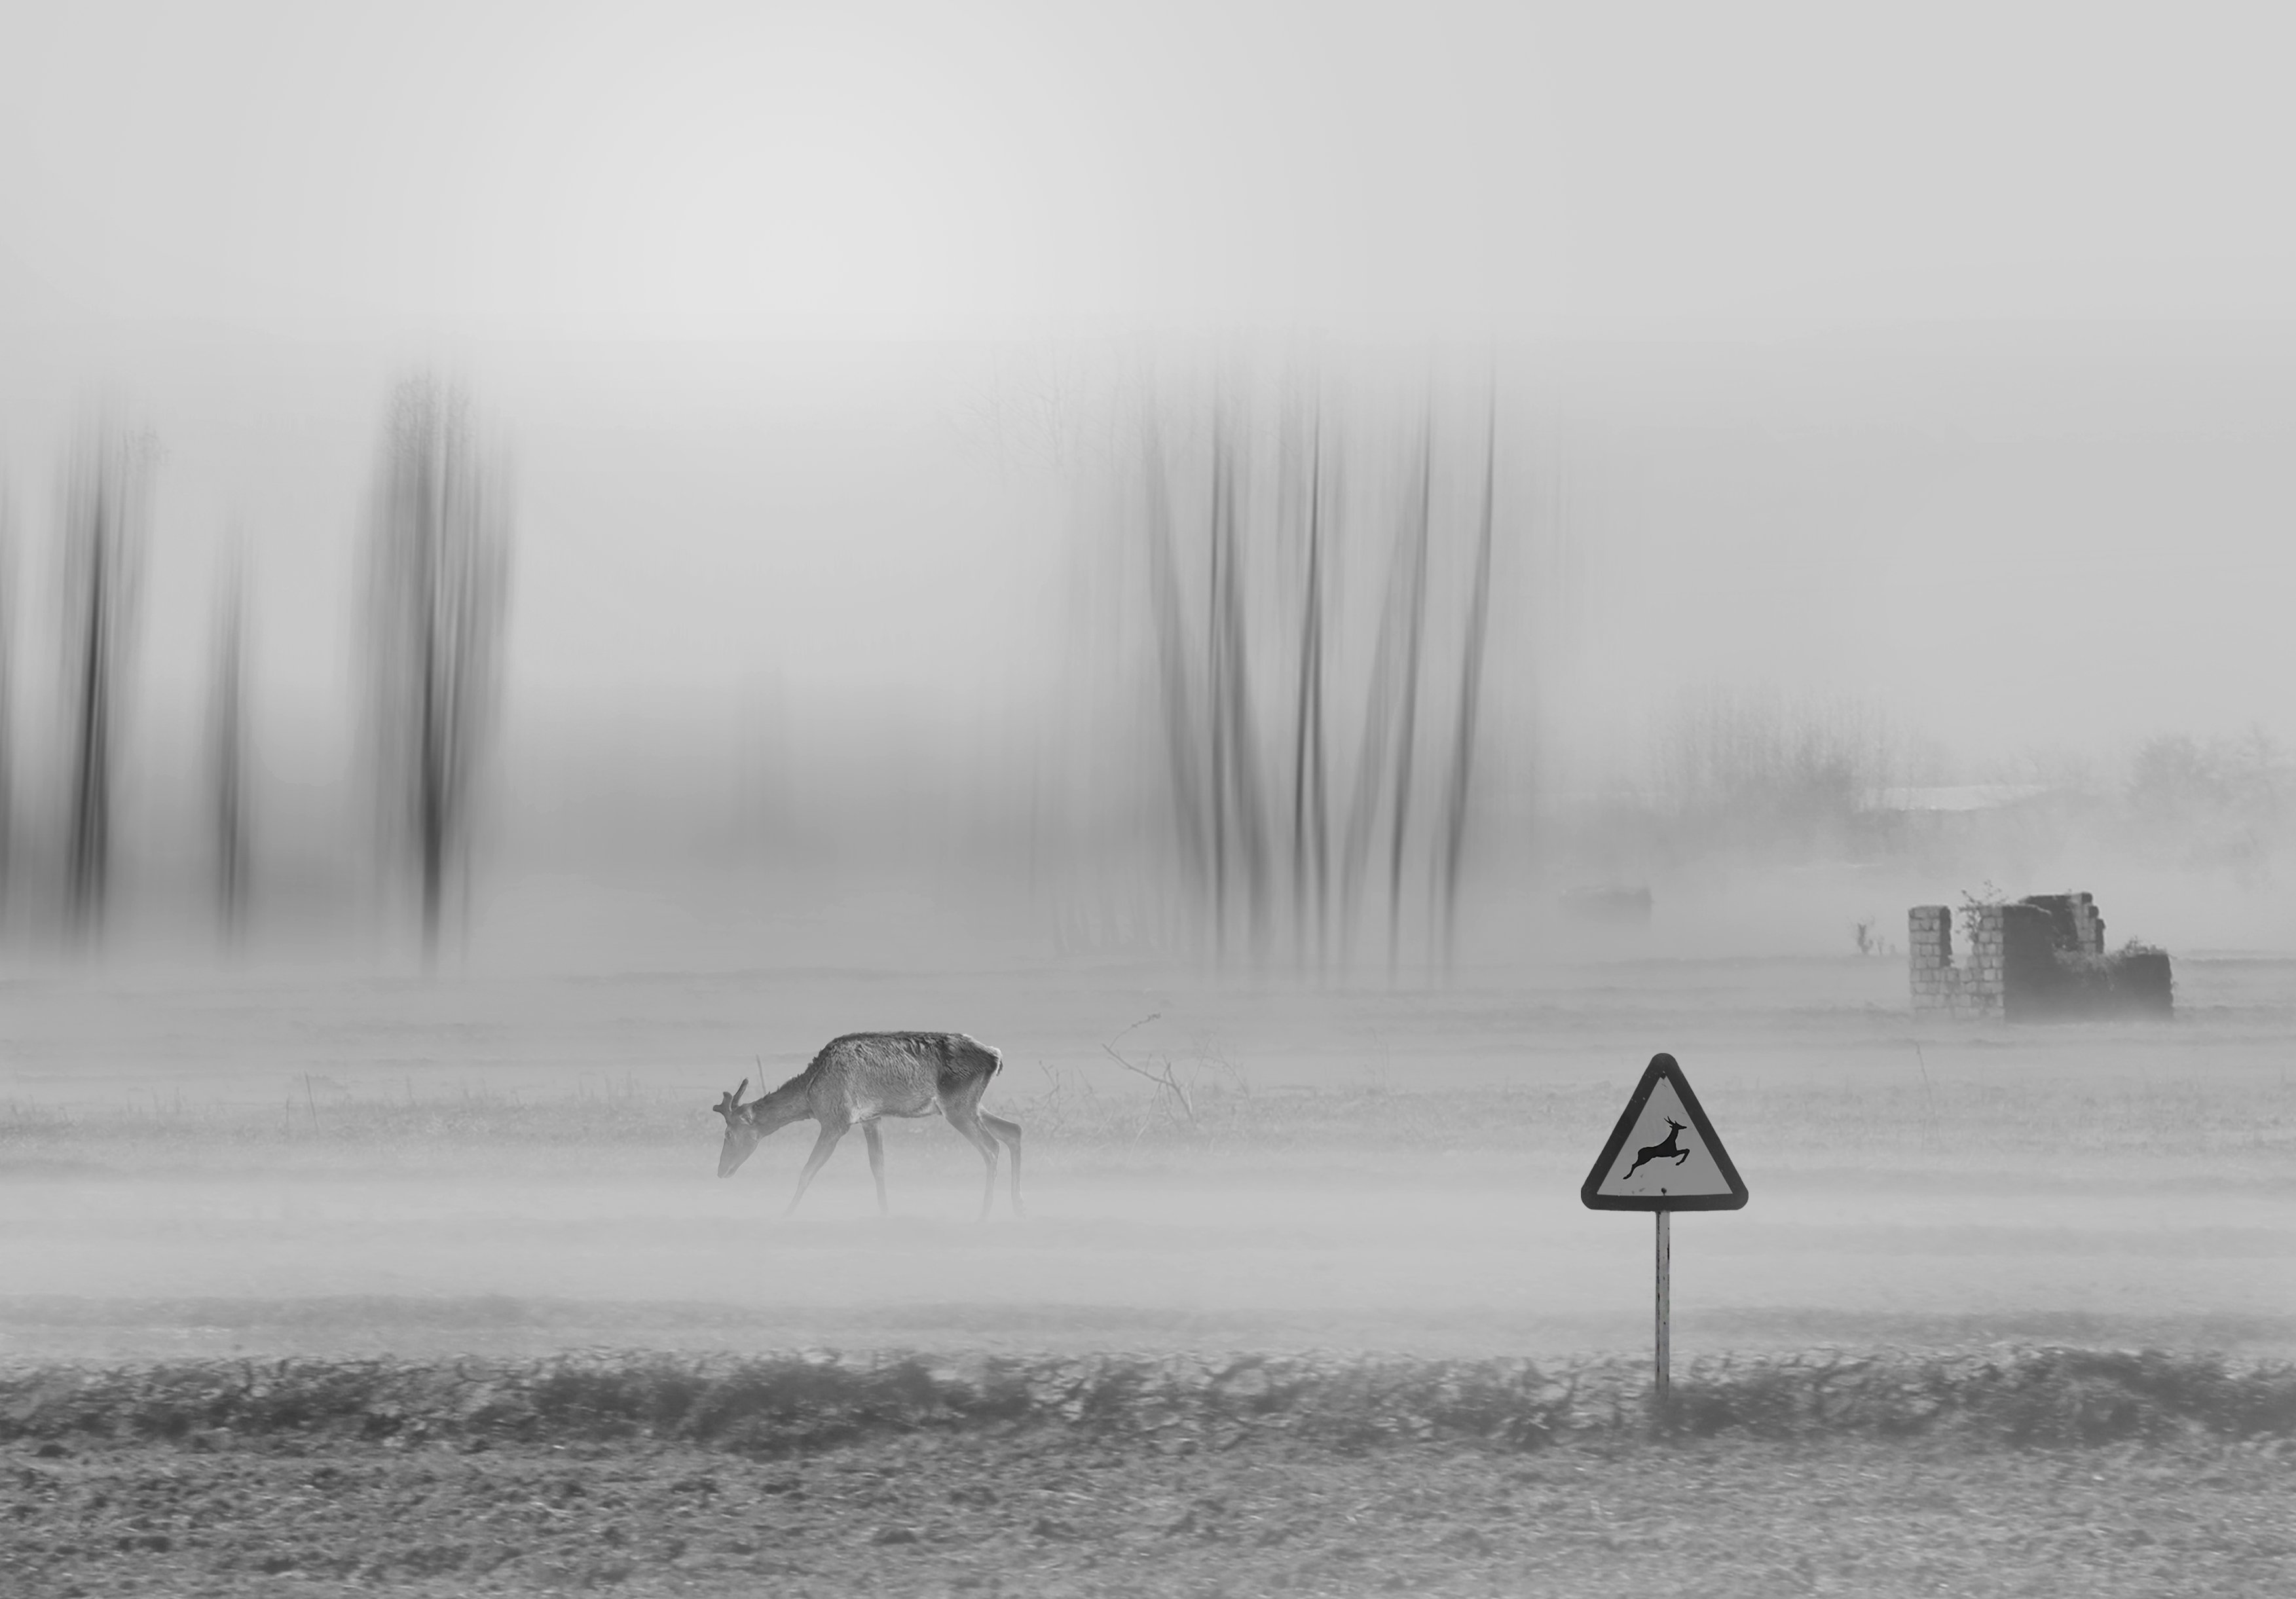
[
  {"xmin": 6, "ymin": 1346, "xmax": 2293, "ymax": 1455},
  {"xmin": 3, "ymin": 1061, "xmax": 2290, "ymax": 1173}
]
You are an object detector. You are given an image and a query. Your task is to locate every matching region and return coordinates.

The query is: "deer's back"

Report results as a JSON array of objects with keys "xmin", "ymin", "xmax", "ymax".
[{"xmin": 805, "ymin": 1031, "xmax": 1000, "ymax": 1120}]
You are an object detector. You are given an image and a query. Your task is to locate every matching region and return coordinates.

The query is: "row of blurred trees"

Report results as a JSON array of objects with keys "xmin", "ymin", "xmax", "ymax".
[
  {"xmin": 9, "ymin": 351, "xmax": 2275, "ymax": 970},
  {"xmin": 1075, "ymin": 369, "xmax": 1504, "ymax": 972},
  {"xmin": 2122, "ymin": 729, "xmax": 2289, "ymax": 875},
  {"xmin": 1544, "ymin": 690, "xmax": 2292, "ymax": 881},
  {"xmin": 0, "ymin": 376, "xmax": 508, "ymax": 961}
]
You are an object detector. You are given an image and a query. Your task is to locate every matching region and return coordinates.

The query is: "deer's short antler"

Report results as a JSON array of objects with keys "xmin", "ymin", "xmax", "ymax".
[{"xmin": 714, "ymin": 1078, "xmax": 750, "ymax": 1122}]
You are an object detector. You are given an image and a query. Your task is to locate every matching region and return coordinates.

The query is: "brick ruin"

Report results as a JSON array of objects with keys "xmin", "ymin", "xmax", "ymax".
[{"xmin": 1909, "ymin": 892, "xmax": 2172, "ymax": 1021}]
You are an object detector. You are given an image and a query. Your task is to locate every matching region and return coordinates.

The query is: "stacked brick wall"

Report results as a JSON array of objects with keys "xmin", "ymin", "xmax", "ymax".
[
  {"xmin": 1908, "ymin": 904, "xmax": 2004, "ymax": 1018},
  {"xmin": 1999, "ymin": 904, "xmax": 2065, "ymax": 1022},
  {"xmin": 2017, "ymin": 892, "xmax": 2105, "ymax": 955},
  {"xmin": 1910, "ymin": 892, "xmax": 2170, "ymax": 1021}
]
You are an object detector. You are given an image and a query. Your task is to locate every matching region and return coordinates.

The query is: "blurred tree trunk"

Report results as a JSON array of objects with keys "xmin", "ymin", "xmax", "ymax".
[
  {"xmin": 0, "ymin": 483, "xmax": 14, "ymax": 921},
  {"xmin": 1212, "ymin": 421, "xmax": 1272, "ymax": 959},
  {"xmin": 1438, "ymin": 400, "xmax": 1498, "ymax": 965},
  {"xmin": 1383, "ymin": 424, "xmax": 1432, "ymax": 974},
  {"xmin": 1338, "ymin": 416, "xmax": 1430, "ymax": 969},
  {"xmin": 1125, "ymin": 375, "xmax": 1504, "ymax": 977},
  {"xmin": 1289, "ymin": 411, "xmax": 1329, "ymax": 971},
  {"xmin": 210, "ymin": 543, "xmax": 249, "ymax": 939},
  {"xmin": 1141, "ymin": 425, "xmax": 1207, "ymax": 915},
  {"xmin": 1206, "ymin": 428, "xmax": 1230, "ymax": 962},
  {"xmin": 365, "ymin": 377, "xmax": 509, "ymax": 965},
  {"xmin": 62, "ymin": 422, "xmax": 155, "ymax": 939}
]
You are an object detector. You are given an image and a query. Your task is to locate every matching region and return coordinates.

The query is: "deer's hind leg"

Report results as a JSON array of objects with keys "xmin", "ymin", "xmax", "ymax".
[
  {"xmin": 981, "ymin": 1112, "xmax": 1024, "ymax": 1217},
  {"xmin": 862, "ymin": 1121, "xmax": 889, "ymax": 1215},
  {"xmin": 944, "ymin": 1103, "xmax": 1005, "ymax": 1221},
  {"xmin": 787, "ymin": 1120, "xmax": 849, "ymax": 1216}
]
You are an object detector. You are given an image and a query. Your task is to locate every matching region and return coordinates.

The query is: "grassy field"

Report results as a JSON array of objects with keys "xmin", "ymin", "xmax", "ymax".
[
  {"xmin": 2, "ymin": 951, "xmax": 2292, "ymax": 1595},
  {"xmin": 1, "ymin": 952, "xmax": 2290, "ymax": 1362}
]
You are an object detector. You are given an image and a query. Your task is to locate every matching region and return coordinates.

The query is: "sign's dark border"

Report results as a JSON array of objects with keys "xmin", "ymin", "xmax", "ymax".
[{"xmin": 1580, "ymin": 1052, "xmax": 1750, "ymax": 1211}]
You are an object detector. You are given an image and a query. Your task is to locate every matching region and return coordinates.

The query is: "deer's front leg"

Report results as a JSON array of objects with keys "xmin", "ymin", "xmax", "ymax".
[
  {"xmin": 787, "ymin": 1121, "xmax": 848, "ymax": 1216},
  {"xmin": 861, "ymin": 1122, "xmax": 888, "ymax": 1215},
  {"xmin": 945, "ymin": 1105, "xmax": 1002, "ymax": 1222}
]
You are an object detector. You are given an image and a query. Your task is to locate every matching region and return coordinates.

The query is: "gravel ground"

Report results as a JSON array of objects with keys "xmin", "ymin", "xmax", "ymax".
[
  {"xmin": 5, "ymin": 1348, "xmax": 2294, "ymax": 1598},
  {"xmin": 9, "ymin": 1425, "xmax": 2295, "ymax": 1598}
]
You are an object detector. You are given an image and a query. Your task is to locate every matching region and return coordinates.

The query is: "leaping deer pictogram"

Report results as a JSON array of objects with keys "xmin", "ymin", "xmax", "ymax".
[{"xmin": 1621, "ymin": 1117, "xmax": 1690, "ymax": 1180}]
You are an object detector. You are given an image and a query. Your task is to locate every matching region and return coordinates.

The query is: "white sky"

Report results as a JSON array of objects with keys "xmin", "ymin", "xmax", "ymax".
[
  {"xmin": 1, "ymin": 0, "xmax": 2291, "ymax": 777},
  {"xmin": 9, "ymin": 3, "xmax": 2294, "ymax": 336}
]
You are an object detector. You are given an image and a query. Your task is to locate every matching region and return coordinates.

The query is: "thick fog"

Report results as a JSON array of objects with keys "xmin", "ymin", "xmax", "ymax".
[
  {"xmin": 1, "ymin": 1, "xmax": 2291, "ymax": 1382},
  {"xmin": 6, "ymin": 9, "xmax": 2293, "ymax": 956}
]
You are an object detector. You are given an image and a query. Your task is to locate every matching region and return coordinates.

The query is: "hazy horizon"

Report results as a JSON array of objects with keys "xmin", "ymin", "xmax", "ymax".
[{"xmin": 3, "ymin": 1, "xmax": 2293, "ymax": 965}]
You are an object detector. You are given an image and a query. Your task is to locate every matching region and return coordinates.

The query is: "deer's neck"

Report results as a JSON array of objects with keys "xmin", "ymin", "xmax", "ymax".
[{"xmin": 750, "ymin": 1079, "xmax": 815, "ymax": 1132}]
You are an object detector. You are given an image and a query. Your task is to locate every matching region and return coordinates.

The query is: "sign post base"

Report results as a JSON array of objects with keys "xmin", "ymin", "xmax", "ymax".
[{"xmin": 1656, "ymin": 1207, "xmax": 1671, "ymax": 1431}]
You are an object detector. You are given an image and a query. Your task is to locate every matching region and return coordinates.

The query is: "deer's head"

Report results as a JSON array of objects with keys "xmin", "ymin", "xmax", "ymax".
[{"xmin": 714, "ymin": 1078, "xmax": 764, "ymax": 1177}]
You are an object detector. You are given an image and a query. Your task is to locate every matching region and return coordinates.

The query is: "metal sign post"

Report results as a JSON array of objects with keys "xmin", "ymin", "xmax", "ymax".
[
  {"xmin": 1582, "ymin": 1053, "xmax": 1745, "ymax": 1431},
  {"xmin": 1656, "ymin": 1209, "xmax": 1671, "ymax": 1415}
]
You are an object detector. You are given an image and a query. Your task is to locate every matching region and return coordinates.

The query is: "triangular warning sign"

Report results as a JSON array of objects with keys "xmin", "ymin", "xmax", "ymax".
[{"xmin": 1582, "ymin": 1053, "xmax": 1749, "ymax": 1211}]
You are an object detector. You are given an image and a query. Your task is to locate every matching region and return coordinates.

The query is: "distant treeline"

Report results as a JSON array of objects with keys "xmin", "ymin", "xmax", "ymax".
[
  {"xmin": 1056, "ymin": 363, "xmax": 1507, "ymax": 973},
  {"xmin": 0, "ymin": 375, "xmax": 508, "ymax": 962},
  {"xmin": 1551, "ymin": 690, "xmax": 2289, "ymax": 880}
]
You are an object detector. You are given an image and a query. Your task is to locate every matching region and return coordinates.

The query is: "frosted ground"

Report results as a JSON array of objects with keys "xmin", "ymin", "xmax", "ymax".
[{"xmin": 3, "ymin": 936, "xmax": 2289, "ymax": 1366}]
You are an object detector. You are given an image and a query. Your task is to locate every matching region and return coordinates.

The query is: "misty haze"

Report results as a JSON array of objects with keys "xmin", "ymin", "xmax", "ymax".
[{"xmin": 2, "ymin": 5, "xmax": 2291, "ymax": 1597}]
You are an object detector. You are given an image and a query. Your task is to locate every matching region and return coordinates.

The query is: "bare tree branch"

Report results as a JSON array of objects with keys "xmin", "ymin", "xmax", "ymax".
[{"xmin": 1101, "ymin": 1012, "xmax": 1193, "ymax": 1121}]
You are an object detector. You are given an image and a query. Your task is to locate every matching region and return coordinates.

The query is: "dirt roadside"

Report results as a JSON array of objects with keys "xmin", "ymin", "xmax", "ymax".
[
  {"xmin": 10, "ymin": 1425, "xmax": 2295, "ymax": 1598},
  {"xmin": 4, "ymin": 1347, "xmax": 2293, "ymax": 1597}
]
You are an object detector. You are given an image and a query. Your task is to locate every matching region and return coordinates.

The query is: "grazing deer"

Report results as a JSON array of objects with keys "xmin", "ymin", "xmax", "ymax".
[
  {"xmin": 1621, "ymin": 1117, "xmax": 1690, "ymax": 1181},
  {"xmin": 713, "ymin": 1032, "xmax": 1023, "ymax": 1219}
]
